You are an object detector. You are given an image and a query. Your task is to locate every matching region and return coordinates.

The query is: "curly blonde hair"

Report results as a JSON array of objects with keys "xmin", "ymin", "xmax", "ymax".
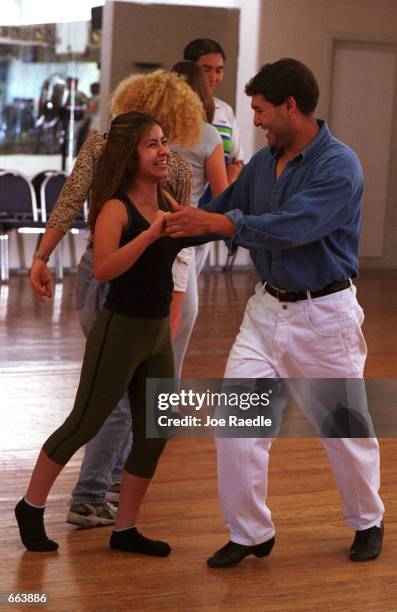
[{"xmin": 109, "ymin": 69, "xmax": 203, "ymax": 147}]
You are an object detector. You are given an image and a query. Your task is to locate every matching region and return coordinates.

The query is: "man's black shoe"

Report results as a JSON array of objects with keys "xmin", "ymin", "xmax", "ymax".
[
  {"xmin": 349, "ymin": 521, "xmax": 384, "ymax": 562},
  {"xmin": 207, "ymin": 537, "xmax": 275, "ymax": 568}
]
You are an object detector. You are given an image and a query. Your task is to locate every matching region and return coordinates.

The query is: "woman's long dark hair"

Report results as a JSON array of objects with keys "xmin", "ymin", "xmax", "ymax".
[
  {"xmin": 88, "ymin": 111, "xmax": 164, "ymax": 232},
  {"xmin": 171, "ymin": 61, "xmax": 215, "ymax": 124}
]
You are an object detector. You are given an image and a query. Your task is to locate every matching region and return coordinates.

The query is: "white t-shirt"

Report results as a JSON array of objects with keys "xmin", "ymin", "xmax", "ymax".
[
  {"xmin": 171, "ymin": 122, "xmax": 222, "ymax": 207},
  {"xmin": 213, "ymin": 97, "xmax": 243, "ymax": 162}
]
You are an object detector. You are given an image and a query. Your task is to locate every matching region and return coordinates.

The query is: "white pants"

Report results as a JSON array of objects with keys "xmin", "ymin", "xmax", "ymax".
[
  {"xmin": 173, "ymin": 243, "xmax": 211, "ymax": 379},
  {"xmin": 217, "ymin": 282, "xmax": 384, "ymax": 545}
]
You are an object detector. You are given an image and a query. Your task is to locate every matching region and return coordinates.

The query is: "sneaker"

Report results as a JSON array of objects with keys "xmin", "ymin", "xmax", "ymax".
[
  {"xmin": 105, "ymin": 483, "xmax": 120, "ymax": 505},
  {"xmin": 66, "ymin": 502, "xmax": 117, "ymax": 528}
]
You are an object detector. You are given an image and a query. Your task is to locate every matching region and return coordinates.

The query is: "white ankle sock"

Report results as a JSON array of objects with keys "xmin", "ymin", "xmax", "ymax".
[
  {"xmin": 113, "ymin": 525, "xmax": 137, "ymax": 532},
  {"xmin": 24, "ymin": 496, "xmax": 45, "ymax": 509}
]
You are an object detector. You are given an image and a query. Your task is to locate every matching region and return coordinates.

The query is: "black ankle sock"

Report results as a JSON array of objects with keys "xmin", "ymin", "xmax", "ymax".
[
  {"xmin": 15, "ymin": 498, "xmax": 59, "ymax": 552},
  {"xmin": 110, "ymin": 527, "xmax": 171, "ymax": 557}
]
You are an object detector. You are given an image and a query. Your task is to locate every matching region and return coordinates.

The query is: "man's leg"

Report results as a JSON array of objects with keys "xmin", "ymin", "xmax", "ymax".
[
  {"xmin": 284, "ymin": 377, "xmax": 384, "ymax": 531},
  {"xmin": 209, "ymin": 284, "xmax": 286, "ymax": 567},
  {"xmin": 275, "ymin": 286, "xmax": 384, "ymax": 559}
]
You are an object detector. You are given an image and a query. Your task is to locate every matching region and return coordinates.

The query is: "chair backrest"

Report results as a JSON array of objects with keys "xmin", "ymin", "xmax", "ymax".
[
  {"xmin": 32, "ymin": 170, "xmax": 69, "ymax": 223},
  {"xmin": 41, "ymin": 172, "xmax": 69, "ymax": 222},
  {"xmin": 0, "ymin": 170, "xmax": 38, "ymax": 221}
]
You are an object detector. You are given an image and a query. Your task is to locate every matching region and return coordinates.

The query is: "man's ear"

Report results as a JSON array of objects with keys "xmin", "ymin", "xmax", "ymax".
[{"xmin": 284, "ymin": 96, "xmax": 298, "ymax": 117}]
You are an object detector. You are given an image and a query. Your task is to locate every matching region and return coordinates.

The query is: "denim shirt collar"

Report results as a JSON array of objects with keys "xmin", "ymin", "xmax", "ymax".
[{"xmin": 270, "ymin": 119, "xmax": 331, "ymax": 164}]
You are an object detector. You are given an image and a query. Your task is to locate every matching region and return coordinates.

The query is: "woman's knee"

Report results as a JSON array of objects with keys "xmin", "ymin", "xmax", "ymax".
[{"xmin": 124, "ymin": 439, "xmax": 167, "ymax": 478}]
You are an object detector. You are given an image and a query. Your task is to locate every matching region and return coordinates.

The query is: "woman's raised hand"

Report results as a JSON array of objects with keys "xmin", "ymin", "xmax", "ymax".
[
  {"xmin": 161, "ymin": 190, "xmax": 183, "ymax": 212},
  {"xmin": 147, "ymin": 210, "xmax": 169, "ymax": 241}
]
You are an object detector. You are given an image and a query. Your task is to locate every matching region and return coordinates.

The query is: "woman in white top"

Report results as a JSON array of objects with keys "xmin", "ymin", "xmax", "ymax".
[{"xmin": 171, "ymin": 61, "xmax": 229, "ymax": 378}]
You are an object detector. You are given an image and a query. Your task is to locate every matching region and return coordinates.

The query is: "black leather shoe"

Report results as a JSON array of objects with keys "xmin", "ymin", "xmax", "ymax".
[
  {"xmin": 207, "ymin": 537, "xmax": 275, "ymax": 568},
  {"xmin": 349, "ymin": 521, "xmax": 384, "ymax": 562}
]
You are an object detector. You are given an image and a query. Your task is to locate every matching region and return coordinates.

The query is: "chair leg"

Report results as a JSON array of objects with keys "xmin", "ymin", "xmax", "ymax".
[
  {"xmin": 224, "ymin": 247, "xmax": 239, "ymax": 271},
  {"xmin": 206, "ymin": 241, "xmax": 222, "ymax": 272},
  {"xmin": 68, "ymin": 231, "xmax": 77, "ymax": 269},
  {"xmin": 0, "ymin": 234, "xmax": 10, "ymax": 282},
  {"xmin": 16, "ymin": 231, "xmax": 26, "ymax": 271},
  {"xmin": 55, "ymin": 241, "xmax": 63, "ymax": 281}
]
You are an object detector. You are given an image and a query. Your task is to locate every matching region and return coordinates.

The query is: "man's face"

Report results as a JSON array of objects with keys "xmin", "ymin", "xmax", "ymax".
[
  {"xmin": 196, "ymin": 53, "xmax": 224, "ymax": 92},
  {"xmin": 251, "ymin": 94, "xmax": 293, "ymax": 149}
]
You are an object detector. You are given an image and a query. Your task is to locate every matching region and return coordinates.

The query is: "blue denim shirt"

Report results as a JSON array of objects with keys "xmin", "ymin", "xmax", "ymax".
[{"xmin": 205, "ymin": 121, "xmax": 364, "ymax": 292}]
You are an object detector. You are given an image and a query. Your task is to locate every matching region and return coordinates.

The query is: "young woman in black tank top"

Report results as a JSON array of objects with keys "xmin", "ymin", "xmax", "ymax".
[{"xmin": 15, "ymin": 112, "xmax": 200, "ymax": 557}]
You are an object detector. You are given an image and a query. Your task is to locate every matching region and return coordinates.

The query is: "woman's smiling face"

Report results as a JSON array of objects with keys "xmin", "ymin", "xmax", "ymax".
[{"xmin": 136, "ymin": 124, "xmax": 171, "ymax": 181}]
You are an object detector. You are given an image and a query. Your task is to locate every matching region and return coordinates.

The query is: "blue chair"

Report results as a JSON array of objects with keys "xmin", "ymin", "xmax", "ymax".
[
  {"xmin": 33, "ymin": 170, "xmax": 88, "ymax": 279},
  {"xmin": 0, "ymin": 170, "xmax": 43, "ymax": 282}
]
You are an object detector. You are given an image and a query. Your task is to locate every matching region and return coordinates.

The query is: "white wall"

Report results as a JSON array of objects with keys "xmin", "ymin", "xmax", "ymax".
[
  {"xmin": 102, "ymin": 0, "xmax": 261, "ymax": 161},
  {"xmin": 258, "ymin": 0, "xmax": 397, "ymax": 149},
  {"xmin": 258, "ymin": 0, "xmax": 397, "ymax": 268}
]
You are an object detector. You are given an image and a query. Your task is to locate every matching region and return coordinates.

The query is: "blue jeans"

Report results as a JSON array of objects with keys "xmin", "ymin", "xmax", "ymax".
[
  {"xmin": 71, "ymin": 245, "xmax": 204, "ymax": 503},
  {"xmin": 71, "ymin": 247, "xmax": 132, "ymax": 504}
]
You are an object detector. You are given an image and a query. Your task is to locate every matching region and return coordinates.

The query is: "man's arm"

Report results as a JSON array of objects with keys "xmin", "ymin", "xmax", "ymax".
[
  {"xmin": 227, "ymin": 173, "xmax": 360, "ymax": 250},
  {"xmin": 165, "ymin": 207, "xmax": 235, "ymax": 239},
  {"xmin": 164, "ymin": 162, "xmax": 252, "ymax": 238},
  {"xmin": 166, "ymin": 166, "xmax": 361, "ymax": 250}
]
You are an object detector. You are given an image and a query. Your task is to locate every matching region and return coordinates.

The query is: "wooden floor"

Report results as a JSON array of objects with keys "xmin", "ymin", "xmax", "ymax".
[{"xmin": 1, "ymin": 269, "xmax": 397, "ymax": 612}]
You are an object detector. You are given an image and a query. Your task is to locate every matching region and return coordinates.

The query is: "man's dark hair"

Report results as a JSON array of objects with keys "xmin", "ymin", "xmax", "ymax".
[
  {"xmin": 183, "ymin": 38, "xmax": 226, "ymax": 62},
  {"xmin": 245, "ymin": 58, "xmax": 319, "ymax": 115},
  {"xmin": 90, "ymin": 82, "xmax": 100, "ymax": 96}
]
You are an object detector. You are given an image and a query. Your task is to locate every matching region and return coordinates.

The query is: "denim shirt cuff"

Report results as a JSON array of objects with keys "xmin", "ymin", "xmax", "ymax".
[{"xmin": 224, "ymin": 209, "xmax": 244, "ymax": 255}]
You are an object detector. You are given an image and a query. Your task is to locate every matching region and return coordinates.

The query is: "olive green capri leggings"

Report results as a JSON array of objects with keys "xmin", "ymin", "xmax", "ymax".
[{"xmin": 43, "ymin": 308, "xmax": 172, "ymax": 478}]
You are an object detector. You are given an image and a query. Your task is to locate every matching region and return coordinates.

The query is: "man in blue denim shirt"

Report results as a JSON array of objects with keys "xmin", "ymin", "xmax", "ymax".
[{"xmin": 166, "ymin": 58, "xmax": 384, "ymax": 566}]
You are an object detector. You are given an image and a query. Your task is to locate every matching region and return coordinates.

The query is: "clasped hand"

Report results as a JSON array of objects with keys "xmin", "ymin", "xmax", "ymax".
[
  {"xmin": 162, "ymin": 191, "xmax": 210, "ymax": 238},
  {"xmin": 147, "ymin": 210, "xmax": 169, "ymax": 240}
]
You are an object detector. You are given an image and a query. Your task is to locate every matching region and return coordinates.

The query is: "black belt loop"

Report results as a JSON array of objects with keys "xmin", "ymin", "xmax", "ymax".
[{"xmin": 262, "ymin": 279, "xmax": 351, "ymax": 302}]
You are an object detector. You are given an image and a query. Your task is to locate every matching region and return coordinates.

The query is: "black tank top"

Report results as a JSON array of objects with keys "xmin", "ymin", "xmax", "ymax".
[{"xmin": 104, "ymin": 194, "xmax": 187, "ymax": 318}]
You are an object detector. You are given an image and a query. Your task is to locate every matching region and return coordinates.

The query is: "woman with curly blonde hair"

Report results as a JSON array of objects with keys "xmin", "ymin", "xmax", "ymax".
[
  {"xmin": 110, "ymin": 69, "xmax": 201, "ymax": 147},
  {"xmin": 29, "ymin": 70, "xmax": 204, "ymax": 529}
]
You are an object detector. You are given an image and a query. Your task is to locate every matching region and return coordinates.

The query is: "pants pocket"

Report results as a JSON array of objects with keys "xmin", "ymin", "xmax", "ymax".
[
  {"xmin": 341, "ymin": 306, "xmax": 367, "ymax": 364},
  {"xmin": 305, "ymin": 299, "xmax": 342, "ymax": 337}
]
